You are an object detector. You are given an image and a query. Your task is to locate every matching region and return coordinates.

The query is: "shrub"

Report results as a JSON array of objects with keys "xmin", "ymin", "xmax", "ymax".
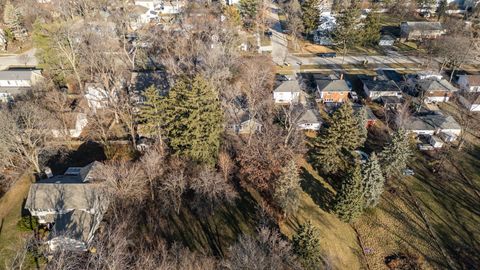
[{"xmin": 17, "ymin": 215, "xmax": 39, "ymax": 231}]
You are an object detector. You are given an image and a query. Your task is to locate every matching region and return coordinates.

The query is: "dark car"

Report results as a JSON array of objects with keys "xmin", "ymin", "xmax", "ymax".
[
  {"xmin": 264, "ymin": 30, "xmax": 273, "ymax": 37},
  {"xmin": 317, "ymin": 52, "xmax": 336, "ymax": 58}
]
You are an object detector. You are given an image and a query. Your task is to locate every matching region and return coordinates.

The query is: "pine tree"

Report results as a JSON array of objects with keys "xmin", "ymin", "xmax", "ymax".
[
  {"xmin": 301, "ymin": 0, "xmax": 320, "ymax": 34},
  {"xmin": 354, "ymin": 105, "xmax": 368, "ymax": 145},
  {"xmin": 329, "ymin": 102, "xmax": 365, "ymax": 151},
  {"xmin": 312, "ymin": 102, "xmax": 366, "ymax": 174},
  {"xmin": 273, "ymin": 160, "xmax": 302, "ymax": 216},
  {"xmin": 138, "ymin": 86, "xmax": 163, "ymax": 138},
  {"xmin": 361, "ymin": 152, "xmax": 385, "ymax": 208},
  {"xmin": 332, "ymin": 164, "xmax": 364, "ymax": 223},
  {"xmin": 159, "ymin": 75, "xmax": 223, "ymax": 165},
  {"xmin": 292, "ymin": 221, "xmax": 322, "ymax": 270},
  {"xmin": 362, "ymin": 11, "xmax": 381, "ymax": 46},
  {"xmin": 333, "ymin": 6, "xmax": 361, "ymax": 64},
  {"xmin": 3, "ymin": 1, "xmax": 26, "ymax": 40},
  {"xmin": 238, "ymin": 0, "xmax": 259, "ymax": 29},
  {"xmin": 379, "ymin": 129, "xmax": 412, "ymax": 179}
]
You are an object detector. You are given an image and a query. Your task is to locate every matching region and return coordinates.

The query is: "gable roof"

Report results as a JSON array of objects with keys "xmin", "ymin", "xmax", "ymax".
[
  {"xmin": 363, "ymin": 79, "xmax": 400, "ymax": 92},
  {"xmin": 316, "ymin": 79, "xmax": 350, "ymax": 92},
  {"xmin": 418, "ymin": 79, "xmax": 458, "ymax": 92},
  {"xmin": 406, "ymin": 113, "xmax": 461, "ymax": 131},
  {"xmin": 298, "ymin": 109, "xmax": 322, "ymax": 125},
  {"xmin": 402, "ymin": 21, "xmax": 443, "ymax": 31},
  {"xmin": 25, "ymin": 183, "xmax": 104, "ymax": 211},
  {"xmin": 0, "ymin": 70, "xmax": 39, "ymax": 81},
  {"xmin": 274, "ymin": 81, "xmax": 301, "ymax": 93},
  {"xmin": 49, "ymin": 210, "xmax": 94, "ymax": 244}
]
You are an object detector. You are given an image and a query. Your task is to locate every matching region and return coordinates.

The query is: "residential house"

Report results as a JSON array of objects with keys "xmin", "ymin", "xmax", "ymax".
[
  {"xmin": 362, "ymin": 77, "xmax": 402, "ymax": 100},
  {"xmin": 315, "ymin": 75, "xmax": 350, "ymax": 103},
  {"xmin": 400, "ymin": 22, "xmax": 445, "ymax": 41},
  {"xmin": 135, "ymin": 0, "xmax": 160, "ymax": 9},
  {"xmin": 297, "ymin": 109, "xmax": 323, "ymax": 130},
  {"xmin": 227, "ymin": 101, "xmax": 262, "ymax": 135},
  {"xmin": 405, "ymin": 113, "xmax": 462, "ymax": 139},
  {"xmin": 25, "ymin": 162, "xmax": 108, "ymax": 252},
  {"xmin": 378, "ymin": 96, "xmax": 403, "ymax": 109},
  {"xmin": 457, "ymin": 74, "xmax": 480, "ymax": 92},
  {"xmin": 51, "ymin": 113, "xmax": 88, "ymax": 138},
  {"xmin": 417, "ymin": 78, "xmax": 458, "ymax": 103},
  {"xmin": 0, "ymin": 69, "xmax": 43, "ymax": 102},
  {"xmin": 458, "ymin": 92, "xmax": 480, "ymax": 111},
  {"xmin": 273, "ymin": 80, "xmax": 302, "ymax": 104}
]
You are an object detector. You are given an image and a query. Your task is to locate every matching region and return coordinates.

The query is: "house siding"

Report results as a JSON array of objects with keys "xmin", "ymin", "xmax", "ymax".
[{"xmin": 319, "ymin": 91, "xmax": 349, "ymax": 103}]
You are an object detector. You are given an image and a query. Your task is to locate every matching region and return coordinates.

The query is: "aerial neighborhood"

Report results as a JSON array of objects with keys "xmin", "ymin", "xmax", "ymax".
[{"xmin": 0, "ymin": 0, "xmax": 479, "ymax": 269}]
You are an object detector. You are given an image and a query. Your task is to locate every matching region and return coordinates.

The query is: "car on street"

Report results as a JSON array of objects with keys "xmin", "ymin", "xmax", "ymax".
[
  {"xmin": 317, "ymin": 52, "xmax": 336, "ymax": 58},
  {"xmin": 403, "ymin": 168, "xmax": 415, "ymax": 176}
]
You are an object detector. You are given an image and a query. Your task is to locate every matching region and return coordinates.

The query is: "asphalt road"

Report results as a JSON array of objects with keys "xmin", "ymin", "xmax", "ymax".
[{"xmin": 0, "ymin": 48, "xmax": 38, "ymax": 70}]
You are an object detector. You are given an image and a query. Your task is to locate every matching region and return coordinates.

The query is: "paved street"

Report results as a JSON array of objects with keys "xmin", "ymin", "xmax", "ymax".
[{"xmin": 0, "ymin": 49, "xmax": 38, "ymax": 70}]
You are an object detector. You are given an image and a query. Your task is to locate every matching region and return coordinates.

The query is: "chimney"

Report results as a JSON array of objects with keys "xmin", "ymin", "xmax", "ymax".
[
  {"xmin": 339, "ymin": 73, "xmax": 344, "ymax": 80},
  {"xmin": 373, "ymin": 76, "xmax": 377, "ymax": 81}
]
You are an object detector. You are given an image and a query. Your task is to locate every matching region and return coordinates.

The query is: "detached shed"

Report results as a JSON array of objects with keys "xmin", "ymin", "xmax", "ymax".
[{"xmin": 379, "ymin": 35, "xmax": 395, "ymax": 46}]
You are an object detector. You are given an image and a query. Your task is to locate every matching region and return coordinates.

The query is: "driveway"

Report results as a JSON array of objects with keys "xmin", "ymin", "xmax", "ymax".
[{"xmin": 0, "ymin": 48, "xmax": 38, "ymax": 70}]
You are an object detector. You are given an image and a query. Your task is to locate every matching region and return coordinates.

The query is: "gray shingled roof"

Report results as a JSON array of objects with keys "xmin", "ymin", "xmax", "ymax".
[
  {"xmin": 402, "ymin": 21, "xmax": 443, "ymax": 31},
  {"xmin": 274, "ymin": 80, "xmax": 301, "ymax": 93},
  {"xmin": 405, "ymin": 114, "xmax": 461, "ymax": 131},
  {"xmin": 316, "ymin": 79, "xmax": 350, "ymax": 92},
  {"xmin": 0, "ymin": 70, "xmax": 35, "ymax": 81},
  {"xmin": 418, "ymin": 79, "xmax": 458, "ymax": 92},
  {"xmin": 25, "ymin": 183, "xmax": 104, "ymax": 211},
  {"xmin": 298, "ymin": 109, "xmax": 322, "ymax": 125},
  {"xmin": 49, "ymin": 210, "xmax": 94, "ymax": 243},
  {"xmin": 363, "ymin": 79, "xmax": 400, "ymax": 92}
]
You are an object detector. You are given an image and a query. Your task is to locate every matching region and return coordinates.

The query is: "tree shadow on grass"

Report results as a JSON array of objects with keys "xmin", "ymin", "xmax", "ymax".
[{"xmin": 300, "ymin": 168, "xmax": 334, "ymax": 212}]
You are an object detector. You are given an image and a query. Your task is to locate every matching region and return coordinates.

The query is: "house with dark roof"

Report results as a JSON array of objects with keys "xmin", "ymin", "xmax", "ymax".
[
  {"xmin": 25, "ymin": 162, "xmax": 108, "ymax": 252},
  {"xmin": 315, "ymin": 76, "xmax": 350, "ymax": 103},
  {"xmin": 353, "ymin": 104, "xmax": 377, "ymax": 127},
  {"xmin": 0, "ymin": 69, "xmax": 43, "ymax": 102},
  {"xmin": 297, "ymin": 109, "xmax": 323, "ymax": 130},
  {"xmin": 457, "ymin": 74, "xmax": 480, "ymax": 92},
  {"xmin": 417, "ymin": 79, "xmax": 458, "ymax": 103},
  {"xmin": 362, "ymin": 77, "xmax": 402, "ymax": 100},
  {"xmin": 400, "ymin": 21, "xmax": 445, "ymax": 41}
]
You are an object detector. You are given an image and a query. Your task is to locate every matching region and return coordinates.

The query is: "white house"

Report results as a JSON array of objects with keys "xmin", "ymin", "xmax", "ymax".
[
  {"xmin": 0, "ymin": 69, "xmax": 43, "ymax": 102},
  {"xmin": 362, "ymin": 78, "xmax": 402, "ymax": 100},
  {"xmin": 417, "ymin": 79, "xmax": 458, "ymax": 103},
  {"xmin": 405, "ymin": 113, "xmax": 462, "ymax": 137},
  {"xmin": 273, "ymin": 80, "xmax": 301, "ymax": 104},
  {"xmin": 25, "ymin": 162, "xmax": 108, "ymax": 252},
  {"xmin": 297, "ymin": 109, "xmax": 323, "ymax": 130},
  {"xmin": 457, "ymin": 74, "xmax": 480, "ymax": 92}
]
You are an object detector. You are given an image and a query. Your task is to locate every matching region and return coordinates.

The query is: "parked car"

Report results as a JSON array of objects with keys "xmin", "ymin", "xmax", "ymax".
[
  {"xmin": 264, "ymin": 30, "xmax": 273, "ymax": 37},
  {"xmin": 317, "ymin": 52, "xmax": 336, "ymax": 58}
]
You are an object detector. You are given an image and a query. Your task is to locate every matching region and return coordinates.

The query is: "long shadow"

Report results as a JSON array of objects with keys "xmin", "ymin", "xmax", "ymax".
[
  {"xmin": 300, "ymin": 168, "xmax": 334, "ymax": 212},
  {"xmin": 46, "ymin": 141, "xmax": 107, "ymax": 174}
]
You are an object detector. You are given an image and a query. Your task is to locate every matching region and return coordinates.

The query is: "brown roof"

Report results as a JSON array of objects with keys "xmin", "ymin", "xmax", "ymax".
[{"xmin": 462, "ymin": 75, "xmax": 480, "ymax": 86}]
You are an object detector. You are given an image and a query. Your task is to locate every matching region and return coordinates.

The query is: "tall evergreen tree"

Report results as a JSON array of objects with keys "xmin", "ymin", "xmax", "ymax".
[
  {"xmin": 138, "ymin": 86, "xmax": 163, "ymax": 138},
  {"xmin": 354, "ymin": 105, "xmax": 368, "ymax": 145},
  {"xmin": 292, "ymin": 221, "xmax": 323, "ymax": 270},
  {"xmin": 273, "ymin": 160, "xmax": 302, "ymax": 217},
  {"xmin": 238, "ymin": 0, "xmax": 259, "ymax": 29},
  {"xmin": 332, "ymin": 164, "xmax": 364, "ymax": 223},
  {"xmin": 361, "ymin": 152, "xmax": 385, "ymax": 208},
  {"xmin": 333, "ymin": 6, "xmax": 361, "ymax": 64},
  {"xmin": 159, "ymin": 75, "xmax": 223, "ymax": 165},
  {"xmin": 362, "ymin": 11, "xmax": 381, "ymax": 46},
  {"xmin": 3, "ymin": 1, "xmax": 26, "ymax": 40},
  {"xmin": 312, "ymin": 102, "xmax": 366, "ymax": 174},
  {"xmin": 379, "ymin": 129, "xmax": 412, "ymax": 179},
  {"xmin": 301, "ymin": 0, "xmax": 320, "ymax": 34}
]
